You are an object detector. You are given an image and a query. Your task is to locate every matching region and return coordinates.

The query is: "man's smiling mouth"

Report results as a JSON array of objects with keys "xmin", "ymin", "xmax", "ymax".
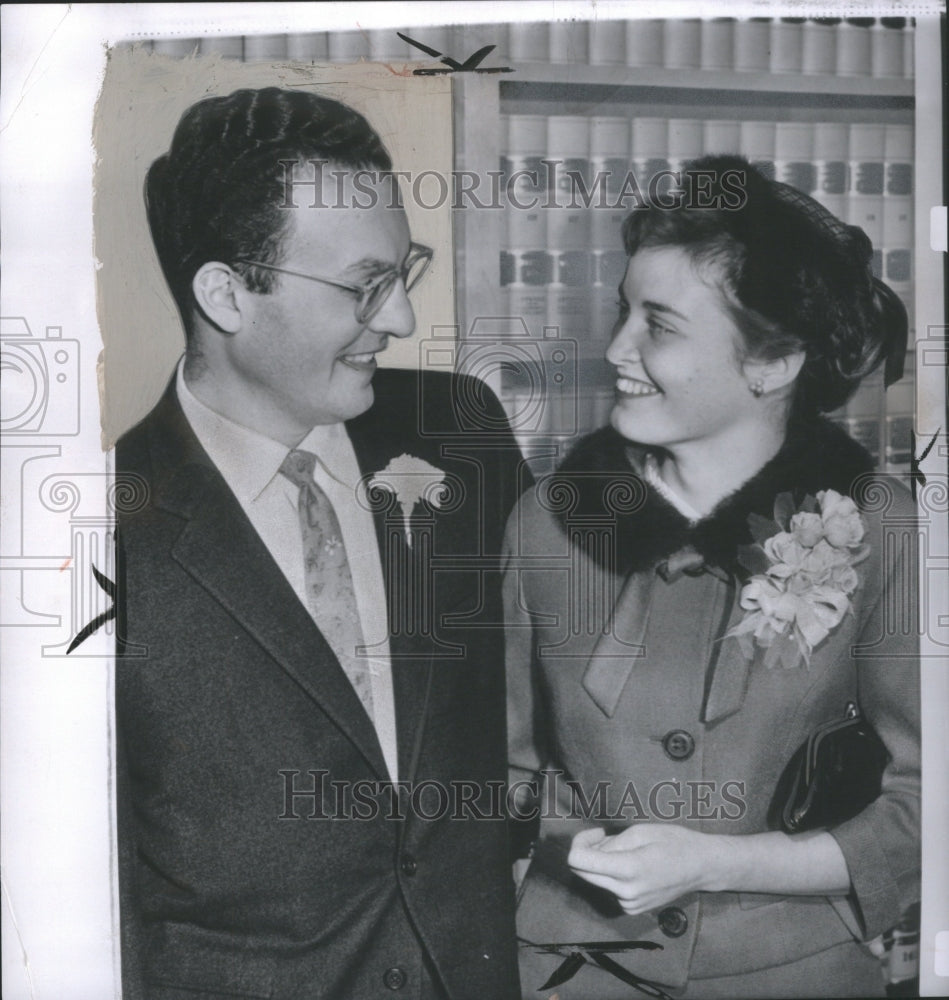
[{"xmin": 339, "ymin": 351, "xmax": 379, "ymax": 371}]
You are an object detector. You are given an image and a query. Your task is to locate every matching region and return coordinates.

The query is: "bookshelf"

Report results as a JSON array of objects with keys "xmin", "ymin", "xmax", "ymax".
[
  {"xmin": 446, "ymin": 20, "xmax": 920, "ymax": 478},
  {"xmin": 143, "ymin": 17, "xmax": 923, "ymax": 478}
]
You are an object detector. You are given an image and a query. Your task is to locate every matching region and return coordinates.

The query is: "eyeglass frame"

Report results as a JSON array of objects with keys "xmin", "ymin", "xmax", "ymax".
[{"xmin": 232, "ymin": 242, "xmax": 434, "ymax": 324}]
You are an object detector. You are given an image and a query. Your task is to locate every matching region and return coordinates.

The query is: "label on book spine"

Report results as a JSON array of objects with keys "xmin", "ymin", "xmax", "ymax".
[
  {"xmin": 589, "ymin": 117, "xmax": 632, "ymax": 250},
  {"xmin": 505, "ymin": 116, "xmax": 548, "ymax": 248},
  {"xmin": 813, "ymin": 122, "xmax": 849, "ymax": 220},
  {"xmin": 546, "ymin": 116, "xmax": 591, "ymax": 250},
  {"xmin": 848, "ymin": 122, "xmax": 886, "ymax": 267},
  {"xmin": 775, "ymin": 122, "xmax": 816, "ymax": 194}
]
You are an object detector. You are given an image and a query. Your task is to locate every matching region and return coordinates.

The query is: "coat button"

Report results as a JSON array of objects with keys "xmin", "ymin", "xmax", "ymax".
[
  {"xmin": 661, "ymin": 729, "xmax": 695, "ymax": 761},
  {"xmin": 657, "ymin": 906, "xmax": 689, "ymax": 938},
  {"xmin": 383, "ymin": 966, "xmax": 407, "ymax": 990},
  {"xmin": 399, "ymin": 854, "xmax": 418, "ymax": 876}
]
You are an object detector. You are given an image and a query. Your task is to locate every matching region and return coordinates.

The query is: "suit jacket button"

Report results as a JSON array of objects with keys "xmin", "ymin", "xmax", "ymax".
[
  {"xmin": 400, "ymin": 854, "xmax": 418, "ymax": 876},
  {"xmin": 661, "ymin": 729, "xmax": 695, "ymax": 761},
  {"xmin": 657, "ymin": 906, "xmax": 689, "ymax": 937},
  {"xmin": 383, "ymin": 967, "xmax": 407, "ymax": 990}
]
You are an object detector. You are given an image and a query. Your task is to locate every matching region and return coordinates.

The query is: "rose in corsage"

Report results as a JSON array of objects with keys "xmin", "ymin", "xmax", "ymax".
[
  {"xmin": 726, "ymin": 490, "xmax": 869, "ymax": 669},
  {"xmin": 819, "ymin": 490, "xmax": 866, "ymax": 547},
  {"xmin": 368, "ymin": 454, "xmax": 447, "ymax": 548}
]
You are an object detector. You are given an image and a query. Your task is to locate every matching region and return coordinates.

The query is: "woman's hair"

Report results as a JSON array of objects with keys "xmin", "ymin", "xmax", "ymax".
[
  {"xmin": 145, "ymin": 87, "xmax": 393, "ymax": 336},
  {"xmin": 621, "ymin": 154, "xmax": 908, "ymax": 416}
]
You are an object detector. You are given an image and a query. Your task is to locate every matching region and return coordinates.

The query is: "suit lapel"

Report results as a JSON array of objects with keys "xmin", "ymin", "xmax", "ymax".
[
  {"xmin": 346, "ymin": 379, "xmax": 434, "ymax": 782},
  {"xmin": 581, "ymin": 569, "xmax": 653, "ymax": 718},
  {"xmin": 145, "ymin": 389, "xmax": 391, "ymax": 780}
]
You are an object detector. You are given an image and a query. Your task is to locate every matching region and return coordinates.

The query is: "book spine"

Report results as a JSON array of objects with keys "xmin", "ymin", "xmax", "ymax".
[
  {"xmin": 770, "ymin": 19, "xmax": 805, "ymax": 74},
  {"xmin": 286, "ymin": 34, "xmax": 329, "ymax": 61},
  {"xmin": 739, "ymin": 121, "xmax": 776, "ymax": 181},
  {"xmin": 326, "ymin": 30, "xmax": 371, "ymax": 61},
  {"xmin": 590, "ymin": 249, "xmax": 628, "ymax": 350},
  {"xmin": 872, "ymin": 19, "xmax": 905, "ymax": 77},
  {"xmin": 632, "ymin": 117, "xmax": 672, "ymax": 203},
  {"xmin": 589, "ymin": 20, "xmax": 626, "ymax": 65},
  {"xmin": 662, "ymin": 19, "xmax": 702, "ymax": 69},
  {"xmin": 847, "ymin": 122, "xmax": 887, "ymax": 277},
  {"xmin": 547, "ymin": 250, "xmax": 592, "ymax": 346},
  {"xmin": 884, "ymin": 378, "xmax": 914, "ymax": 470},
  {"xmin": 882, "ymin": 123, "xmax": 915, "ymax": 336},
  {"xmin": 774, "ymin": 122, "xmax": 816, "ymax": 195},
  {"xmin": 589, "ymin": 117, "xmax": 632, "ymax": 251},
  {"xmin": 836, "ymin": 18, "xmax": 874, "ymax": 77},
  {"xmin": 198, "ymin": 36, "xmax": 244, "ymax": 58},
  {"xmin": 546, "ymin": 116, "xmax": 592, "ymax": 251},
  {"xmin": 733, "ymin": 19, "xmax": 771, "ymax": 72},
  {"xmin": 549, "ymin": 21, "xmax": 588, "ymax": 64},
  {"xmin": 903, "ymin": 20, "xmax": 915, "ymax": 78},
  {"xmin": 812, "ymin": 122, "xmax": 849, "ymax": 220},
  {"xmin": 625, "ymin": 20, "xmax": 664, "ymax": 68},
  {"xmin": 508, "ymin": 21, "xmax": 549, "ymax": 61},
  {"xmin": 504, "ymin": 115, "xmax": 548, "ymax": 249},
  {"xmin": 368, "ymin": 30, "xmax": 413, "ymax": 60},
  {"xmin": 700, "ymin": 19, "xmax": 734, "ymax": 71},
  {"xmin": 702, "ymin": 120, "xmax": 741, "ymax": 157},
  {"xmin": 667, "ymin": 118, "xmax": 703, "ymax": 176},
  {"xmin": 242, "ymin": 35, "xmax": 289, "ymax": 60},
  {"xmin": 802, "ymin": 19, "xmax": 839, "ymax": 74},
  {"xmin": 151, "ymin": 38, "xmax": 200, "ymax": 57},
  {"xmin": 505, "ymin": 250, "xmax": 553, "ymax": 340}
]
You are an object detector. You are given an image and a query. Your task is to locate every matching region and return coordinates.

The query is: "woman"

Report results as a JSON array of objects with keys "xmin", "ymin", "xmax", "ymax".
[{"xmin": 505, "ymin": 155, "xmax": 918, "ymax": 999}]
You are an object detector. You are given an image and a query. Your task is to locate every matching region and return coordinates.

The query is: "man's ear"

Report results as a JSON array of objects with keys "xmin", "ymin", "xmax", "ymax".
[
  {"xmin": 192, "ymin": 263, "xmax": 243, "ymax": 334},
  {"xmin": 744, "ymin": 350, "xmax": 806, "ymax": 396}
]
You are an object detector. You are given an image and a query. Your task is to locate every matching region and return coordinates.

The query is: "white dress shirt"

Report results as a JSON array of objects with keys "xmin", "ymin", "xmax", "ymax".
[{"xmin": 176, "ymin": 360, "xmax": 399, "ymax": 782}]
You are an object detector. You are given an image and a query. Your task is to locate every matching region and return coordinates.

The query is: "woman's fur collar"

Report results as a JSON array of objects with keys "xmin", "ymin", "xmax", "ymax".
[{"xmin": 548, "ymin": 416, "xmax": 876, "ymax": 576}]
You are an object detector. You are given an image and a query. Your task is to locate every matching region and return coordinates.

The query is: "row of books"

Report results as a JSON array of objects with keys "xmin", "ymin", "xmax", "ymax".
[
  {"xmin": 146, "ymin": 18, "xmax": 914, "ymax": 79},
  {"xmin": 499, "ymin": 115, "xmax": 915, "ymax": 333},
  {"xmin": 829, "ymin": 368, "xmax": 916, "ymax": 472},
  {"xmin": 513, "ymin": 17, "xmax": 914, "ymax": 77}
]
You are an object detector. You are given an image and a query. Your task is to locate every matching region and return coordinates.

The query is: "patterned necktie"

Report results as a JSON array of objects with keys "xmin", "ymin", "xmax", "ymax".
[{"xmin": 280, "ymin": 449, "xmax": 373, "ymax": 721}]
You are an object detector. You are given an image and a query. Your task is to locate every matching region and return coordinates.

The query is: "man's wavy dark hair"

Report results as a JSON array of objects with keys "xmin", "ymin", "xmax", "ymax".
[{"xmin": 144, "ymin": 87, "xmax": 392, "ymax": 335}]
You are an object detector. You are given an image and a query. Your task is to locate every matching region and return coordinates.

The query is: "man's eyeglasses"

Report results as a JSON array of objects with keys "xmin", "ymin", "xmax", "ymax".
[{"xmin": 233, "ymin": 242, "xmax": 433, "ymax": 325}]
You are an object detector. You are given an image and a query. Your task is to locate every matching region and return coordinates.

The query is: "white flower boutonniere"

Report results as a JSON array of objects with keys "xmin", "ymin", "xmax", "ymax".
[
  {"xmin": 726, "ymin": 489, "xmax": 870, "ymax": 669},
  {"xmin": 368, "ymin": 454, "xmax": 448, "ymax": 549}
]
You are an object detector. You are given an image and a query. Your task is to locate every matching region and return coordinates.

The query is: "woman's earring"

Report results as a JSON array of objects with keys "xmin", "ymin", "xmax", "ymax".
[{"xmin": 749, "ymin": 379, "xmax": 764, "ymax": 398}]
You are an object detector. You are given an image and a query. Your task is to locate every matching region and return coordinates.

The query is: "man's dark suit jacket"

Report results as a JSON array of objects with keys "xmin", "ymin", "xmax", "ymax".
[{"xmin": 115, "ymin": 368, "xmax": 527, "ymax": 999}]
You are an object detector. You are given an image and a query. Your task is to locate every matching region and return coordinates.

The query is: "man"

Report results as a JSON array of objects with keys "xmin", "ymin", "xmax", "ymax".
[{"xmin": 115, "ymin": 87, "xmax": 525, "ymax": 999}]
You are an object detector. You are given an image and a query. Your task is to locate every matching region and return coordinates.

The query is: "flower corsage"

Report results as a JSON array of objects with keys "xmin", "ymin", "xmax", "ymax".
[
  {"xmin": 726, "ymin": 489, "xmax": 869, "ymax": 669},
  {"xmin": 368, "ymin": 454, "xmax": 447, "ymax": 548}
]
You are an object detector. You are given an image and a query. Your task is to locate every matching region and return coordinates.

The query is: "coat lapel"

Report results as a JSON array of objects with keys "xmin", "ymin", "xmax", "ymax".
[
  {"xmin": 581, "ymin": 569, "xmax": 653, "ymax": 717},
  {"xmin": 346, "ymin": 385, "xmax": 433, "ymax": 782},
  {"xmin": 145, "ymin": 389, "xmax": 391, "ymax": 780}
]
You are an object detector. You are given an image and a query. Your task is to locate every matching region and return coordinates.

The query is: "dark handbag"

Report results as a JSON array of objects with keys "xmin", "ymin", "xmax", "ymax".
[{"xmin": 767, "ymin": 702, "xmax": 891, "ymax": 833}]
